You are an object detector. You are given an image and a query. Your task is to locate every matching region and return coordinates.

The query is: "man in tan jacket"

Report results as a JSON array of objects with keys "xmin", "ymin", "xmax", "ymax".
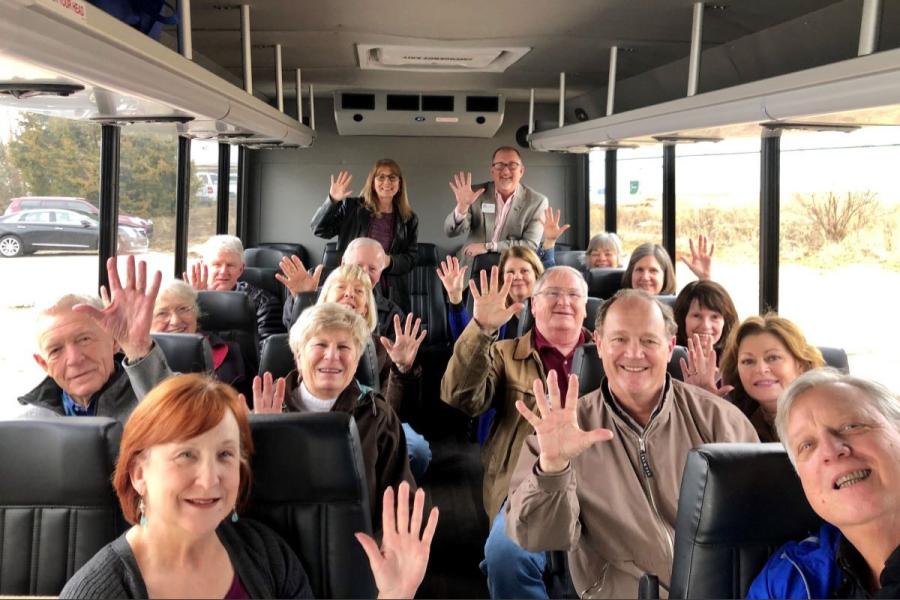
[
  {"xmin": 507, "ymin": 289, "xmax": 759, "ymax": 598},
  {"xmin": 441, "ymin": 265, "xmax": 589, "ymax": 598}
]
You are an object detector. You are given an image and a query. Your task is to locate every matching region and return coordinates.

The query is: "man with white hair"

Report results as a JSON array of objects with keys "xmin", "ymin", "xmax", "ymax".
[
  {"xmin": 18, "ymin": 257, "xmax": 171, "ymax": 422},
  {"xmin": 280, "ymin": 237, "xmax": 404, "ymax": 339},
  {"xmin": 186, "ymin": 234, "xmax": 284, "ymax": 342}
]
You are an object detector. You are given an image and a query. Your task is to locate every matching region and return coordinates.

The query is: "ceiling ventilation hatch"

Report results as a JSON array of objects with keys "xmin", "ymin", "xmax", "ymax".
[{"xmin": 356, "ymin": 44, "xmax": 530, "ymax": 73}]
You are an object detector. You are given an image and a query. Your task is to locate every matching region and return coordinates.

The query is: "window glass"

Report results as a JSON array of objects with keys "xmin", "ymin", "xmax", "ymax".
[
  {"xmin": 188, "ymin": 140, "xmax": 220, "ymax": 261},
  {"xmin": 0, "ymin": 109, "xmax": 100, "ymax": 415},
  {"xmin": 674, "ymin": 138, "xmax": 760, "ymax": 319},
  {"xmin": 779, "ymin": 126, "xmax": 900, "ymax": 391},
  {"xmin": 616, "ymin": 146, "xmax": 663, "ymax": 254}
]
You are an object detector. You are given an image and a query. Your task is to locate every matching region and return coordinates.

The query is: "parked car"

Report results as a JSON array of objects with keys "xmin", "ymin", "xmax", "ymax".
[
  {"xmin": 0, "ymin": 209, "xmax": 149, "ymax": 257},
  {"xmin": 4, "ymin": 196, "xmax": 154, "ymax": 238},
  {"xmin": 196, "ymin": 172, "xmax": 217, "ymax": 205}
]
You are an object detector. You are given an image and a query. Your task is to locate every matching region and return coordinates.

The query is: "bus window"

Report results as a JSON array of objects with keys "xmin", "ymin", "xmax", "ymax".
[
  {"xmin": 189, "ymin": 140, "xmax": 220, "ymax": 258},
  {"xmin": 779, "ymin": 126, "xmax": 900, "ymax": 391},
  {"xmin": 0, "ymin": 108, "xmax": 102, "ymax": 415},
  {"xmin": 587, "ymin": 149, "xmax": 606, "ymax": 234},
  {"xmin": 616, "ymin": 146, "xmax": 663, "ymax": 252},
  {"xmin": 675, "ymin": 137, "xmax": 760, "ymax": 318}
]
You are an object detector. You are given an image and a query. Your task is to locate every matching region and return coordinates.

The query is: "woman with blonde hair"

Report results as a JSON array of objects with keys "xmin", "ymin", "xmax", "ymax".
[
  {"xmin": 719, "ymin": 313, "xmax": 825, "ymax": 441},
  {"xmin": 312, "ymin": 159, "xmax": 418, "ymax": 311}
]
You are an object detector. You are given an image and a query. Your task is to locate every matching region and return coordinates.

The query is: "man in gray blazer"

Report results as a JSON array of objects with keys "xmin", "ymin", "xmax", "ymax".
[{"xmin": 444, "ymin": 146, "xmax": 548, "ymax": 262}]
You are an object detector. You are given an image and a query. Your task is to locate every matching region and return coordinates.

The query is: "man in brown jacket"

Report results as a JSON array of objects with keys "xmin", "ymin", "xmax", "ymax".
[
  {"xmin": 441, "ymin": 265, "xmax": 589, "ymax": 598},
  {"xmin": 507, "ymin": 289, "xmax": 759, "ymax": 598}
]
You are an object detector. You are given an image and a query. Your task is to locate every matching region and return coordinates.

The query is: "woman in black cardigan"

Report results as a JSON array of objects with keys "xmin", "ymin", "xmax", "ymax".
[{"xmin": 311, "ymin": 159, "xmax": 418, "ymax": 312}]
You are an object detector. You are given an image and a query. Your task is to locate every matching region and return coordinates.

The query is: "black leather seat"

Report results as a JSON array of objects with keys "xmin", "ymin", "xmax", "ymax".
[
  {"xmin": 409, "ymin": 242, "xmax": 448, "ymax": 346},
  {"xmin": 0, "ymin": 418, "xmax": 124, "ymax": 596},
  {"xmin": 639, "ymin": 443, "xmax": 823, "ymax": 599},
  {"xmin": 258, "ymin": 333, "xmax": 380, "ymax": 390},
  {"xmin": 244, "ymin": 246, "xmax": 293, "ymax": 269},
  {"xmin": 656, "ymin": 294, "xmax": 677, "ymax": 310},
  {"xmin": 239, "ymin": 266, "xmax": 284, "ymax": 302},
  {"xmin": 151, "ymin": 332, "xmax": 214, "ymax": 373},
  {"xmin": 554, "ymin": 250, "xmax": 586, "ymax": 269},
  {"xmin": 321, "ymin": 241, "xmax": 342, "ymax": 282},
  {"xmin": 257, "ymin": 242, "xmax": 310, "ymax": 266},
  {"xmin": 819, "ymin": 346, "xmax": 849, "ymax": 371},
  {"xmin": 246, "ymin": 413, "xmax": 376, "ymax": 599},
  {"xmin": 572, "ymin": 343, "xmax": 689, "ymax": 395},
  {"xmin": 198, "ymin": 290, "xmax": 260, "ymax": 374},
  {"xmin": 586, "ymin": 268, "xmax": 626, "ymax": 299},
  {"xmin": 466, "ymin": 252, "xmax": 503, "ymax": 316},
  {"xmin": 584, "ymin": 296, "xmax": 603, "ymax": 331}
]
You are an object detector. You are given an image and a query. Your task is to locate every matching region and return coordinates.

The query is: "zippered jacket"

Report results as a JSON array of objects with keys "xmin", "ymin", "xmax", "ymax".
[
  {"xmin": 506, "ymin": 377, "xmax": 759, "ymax": 598},
  {"xmin": 747, "ymin": 524, "xmax": 845, "ymax": 599}
]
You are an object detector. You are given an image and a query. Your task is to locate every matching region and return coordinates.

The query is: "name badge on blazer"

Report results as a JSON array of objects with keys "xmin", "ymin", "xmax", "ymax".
[{"xmin": 482, "ymin": 202, "xmax": 496, "ymax": 214}]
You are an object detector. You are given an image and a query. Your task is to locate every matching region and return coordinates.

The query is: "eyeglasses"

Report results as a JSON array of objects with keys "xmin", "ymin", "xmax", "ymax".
[
  {"xmin": 536, "ymin": 289, "xmax": 585, "ymax": 303},
  {"xmin": 491, "ymin": 161, "xmax": 521, "ymax": 171},
  {"xmin": 375, "ymin": 174, "xmax": 399, "ymax": 183},
  {"xmin": 153, "ymin": 305, "xmax": 195, "ymax": 320}
]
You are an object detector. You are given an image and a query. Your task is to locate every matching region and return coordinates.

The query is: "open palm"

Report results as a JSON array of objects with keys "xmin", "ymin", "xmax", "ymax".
[{"xmin": 470, "ymin": 266, "xmax": 522, "ymax": 331}]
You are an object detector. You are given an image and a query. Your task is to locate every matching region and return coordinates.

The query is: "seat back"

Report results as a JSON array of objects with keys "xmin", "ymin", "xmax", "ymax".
[
  {"xmin": 818, "ymin": 346, "xmax": 849, "ymax": 371},
  {"xmin": 244, "ymin": 246, "xmax": 293, "ymax": 269},
  {"xmin": 0, "ymin": 418, "xmax": 124, "ymax": 596},
  {"xmin": 259, "ymin": 333, "xmax": 380, "ymax": 390},
  {"xmin": 656, "ymin": 294, "xmax": 677, "ymax": 310},
  {"xmin": 151, "ymin": 332, "xmax": 214, "ymax": 373},
  {"xmin": 257, "ymin": 242, "xmax": 310, "ymax": 266},
  {"xmin": 198, "ymin": 290, "xmax": 260, "ymax": 374},
  {"xmin": 586, "ymin": 268, "xmax": 626, "ymax": 299},
  {"xmin": 668, "ymin": 443, "xmax": 822, "ymax": 599},
  {"xmin": 554, "ymin": 250, "xmax": 586, "ymax": 269},
  {"xmin": 584, "ymin": 296, "xmax": 604, "ymax": 331},
  {"xmin": 466, "ymin": 252, "xmax": 503, "ymax": 316},
  {"xmin": 409, "ymin": 243, "xmax": 449, "ymax": 345},
  {"xmin": 321, "ymin": 241, "xmax": 342, "ymax": 281},
  {"xmin": 246, "ymin": 413, "xmax": 376, "ymax": 599},
  {"xmin": 573, "ymin": 343, "xmax": 689, "ymax": 395},
  {"xmin": 239, "ymin": 266, "xmax": 284, "ymax": 302}
]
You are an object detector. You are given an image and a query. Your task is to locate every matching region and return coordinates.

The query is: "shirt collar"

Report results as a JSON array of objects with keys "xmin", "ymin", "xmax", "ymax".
[
  {"xmin": 61, "ymin": 388, "xmax": 97, "ymax": 417},
  {"xmin": 533, "ymin": 326, "xmax": 585, "ymax": 358},
  {"xmin": 601, "ymin": 375, "xmax": 670, "ymax": 434}
]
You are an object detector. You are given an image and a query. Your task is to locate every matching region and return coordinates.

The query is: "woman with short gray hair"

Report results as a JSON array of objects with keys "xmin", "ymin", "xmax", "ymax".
[{"xmin": 748, "ymin": 368, "xmax": 900, "ymax": 598}]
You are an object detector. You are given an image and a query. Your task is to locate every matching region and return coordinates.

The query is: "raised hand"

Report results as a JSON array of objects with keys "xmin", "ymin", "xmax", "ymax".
[
  {"xmin": 680, "ymin": 234, "xmax": 714, "ymax": 280},
  {"xmin": 470, "ymin": 266, "xmax": 523, "ymax": 332},
  {"xmin": 250, "ymin": 372, "xmax": 286, "ymax": 413},
  {"xmin": 449, "ymin": 171, "xmax": 485, "ymax": 214},
  {"xmin": 356, "ymin": 481, "xmax": 439, "ymax": 600},
  {"xmin": 182, "ymin": 262, "xmax": 208, "ymax": 290},
  {"xmin": 436, "ymin": 255, "xmax": 468, "ymax": 304},
  {"xmin": 516, "ymin": 371, "xmax": 614, "ymax": 473},
  {"xmin": 463, "ymin": 242, "xmax": 488, "ymax": 257},
  {"xmin": 541, "ymin": 206, "xmax": 571, "ymax": 249},
  {"xmin": 275, "ymin": 255, "xmax": 323, "ymax": 296},
  {"xmin": 329, "ymin": 170, "xmax": 354, "ymax": 202},
  {"xmin": 679, "ymin": 333, "xmax": 734, "ymax": 397},
  {"xmin": 380, "ymin": 314, "xmax": 427, "ymax": 374},
  {"xmin": 73, "ymin": 256, "xmax": 161, "ymax": 362}
]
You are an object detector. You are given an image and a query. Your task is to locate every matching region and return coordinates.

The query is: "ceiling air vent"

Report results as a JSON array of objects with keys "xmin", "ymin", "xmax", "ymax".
[{"xmin": 357, "ymin": 44, "xmax": 529, "ymax": 73}]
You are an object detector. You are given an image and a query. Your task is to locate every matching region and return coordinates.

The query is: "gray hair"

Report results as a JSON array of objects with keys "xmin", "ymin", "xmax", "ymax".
[
  {"xmin": 595, "ymin": 289, "xmax": 677, "ymax": 337},
  {"xmin": 343, "ymin": 237, "xmax": 386, "ymax": 262},
  {"xmin": 317, "ymin": 264, "xmax": 378, "ymax": 333},
  {"xmin": 532, "ymin": 266, "xmax": 588, "ymax": 299},
  {"xmin": 156, "ymin": 280, "xmax": 200, "ymax": 315},
  {"xmin": 776, "ymin": 368, "xmax": 900, "ymax": 466},
  {"xmin": 203, "ymin": 235, "xmax": 244, "ymax": 264},
  {"xmin": 36, "ymin": 293, "xmax": 105, "ymax": 346},
  {"xmin": 288, "ymin": 303, "xmax": 371, "ymax": 365},
  {"xmin": 583, "ymin": 233, "xmax": 623, "ymax": 267}
]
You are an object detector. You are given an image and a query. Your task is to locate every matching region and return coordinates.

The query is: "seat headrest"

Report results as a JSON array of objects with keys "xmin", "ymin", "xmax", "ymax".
[
  {"xmin": 554, "ymin": 250, "xmax": 586, "ymax": 269},
  {"xmin": 818, "ymin": 346, "xmax": 849, "ymax": 371},
  {"xmin": 151, "ymin": 333, "xmax": 213, "ymax": 373},
  {"xmin": 198, "ymin": 291, "xmax": 257, "ymax": 330},
  {"xmin": 584, "ymin": 297, "xmax": 603, "ymax": 331},
  {"xmin": 586, "ymin": 268, "xmax": 626, "ymax": 299},
  {"xmin": 239, "ymin": 266, "xmax": 283, "ymax": 301},
  {"xmin": 471, "ymin": 252, "xmax": 501, "ymax": 277},
  {"xmin": 656, "ymin": 294, "xmax": 677, "ymax": 309},
  {"xmin": 0, "ymin": 418, "xmax": 121, "ymax": 505},
  {"xmin": 416, "ymin": 242, "xmax": 440, "ymax": 266},
  {"xmin": 257, "ymin": 243, "xmax": 309, "ymax": 265},
  {"xmin": 244, "ymin": 247, "xmax": 292, "ymax": 269}
]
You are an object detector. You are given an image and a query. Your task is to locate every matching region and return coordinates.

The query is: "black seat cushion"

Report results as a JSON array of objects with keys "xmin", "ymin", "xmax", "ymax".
[
  {"xmin": 409, "ymin": 243, "xmax": 448, "ymax": 346},
  {"xmin": 321, "ymin": 241, "xmax": 342, "ymax": 282},
  {"xmin": 151, "ymin": 332, "xmax": 213, "ymax": 373},
  {"xmin": 257, "ymin": 242, "xmax": 310, "ymax": 266},
  {"xmin": 246, "ymin": 413, "xmax": 376, "ymax": 599},
  {"xmin": 239, "ymin": 266, "xmax": 284, "ymax": 302},
  {"xmin": 668, "ymin": 443, "xmax": 822, "ymax": 599},
  {"xmin": 244, "ymin": 247, "xmax": 293, "ymax": 270},
  {"xmin": 0, "ymin": 418, "xmax": 124, "ymax": 596},
  {"xmin": 198, "ymin": 290, "xmax": 260, "ymax": 374}
]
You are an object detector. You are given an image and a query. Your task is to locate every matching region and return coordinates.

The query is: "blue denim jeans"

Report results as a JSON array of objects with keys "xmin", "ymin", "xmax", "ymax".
[
  {"xmin": 481, "ymin": 502, "xmax": 549, "ymax": 599},
  {"xmin": 402, "ymin": 422, "xmax": 431, "ymax": 481}
]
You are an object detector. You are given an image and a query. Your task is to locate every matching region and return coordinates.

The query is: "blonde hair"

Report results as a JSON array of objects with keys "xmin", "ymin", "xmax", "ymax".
[
  {"xmin": 360, "ymin": 159, "xmax": 413, "ymax": 222},
  {"xmin": 288, "ymin": 303, "xmax": 371, "ymax": 363},
  {"xmin": 317, "ymin": 264, "xmax": 378, "ymax": 332}
]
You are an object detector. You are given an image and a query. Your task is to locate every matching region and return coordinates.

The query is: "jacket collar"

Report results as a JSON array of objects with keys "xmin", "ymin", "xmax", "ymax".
[
  {"xmin": 284, "ymin": 371, "xmax": 375, "ymax": 415},
  {"xmin": 18, "ymin": 359, "xmax": 127, "ymax": 414}
]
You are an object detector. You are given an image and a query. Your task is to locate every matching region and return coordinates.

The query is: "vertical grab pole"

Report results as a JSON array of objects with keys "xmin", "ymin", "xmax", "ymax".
[
  {"xmin": 178, "ymin": 0, "xmax": 192, "ymax": 59},
  {"xmin": 687, "ymin": 2, "xmax": 703, "ymax": 96},
  {"xmin": 241, "ymin": 5, "xmax": 252, "ymax": 94},
  {"xmin": 528, "ymin": 88, "xmax": 535, "ymax": 136},
  {"xmin": 296, "ymin": 69, "xmax": 303, "ymax": 123},
  {"xmin": 858, "ymin": 0, "xmax": 883, "ymax": 56},
  {"xmin": 274, "ymin": 44, "xmax": 284, "ymax": 112},
  {"xmin": 558, "ymin": 72, "xmax": 566, "ymax": 127},
  {"xmin": 309, "ymin": 83, "xmax": 316, "ymax": 130},
  {"xmin": 606, "ymin": 45, "xmax": 618, "ymax": 116}
]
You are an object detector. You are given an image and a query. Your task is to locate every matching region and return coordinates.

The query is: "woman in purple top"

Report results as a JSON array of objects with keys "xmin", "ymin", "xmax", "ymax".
[{"xmin": 311, "ymin": 159, "xmax": 418, "ymax": 312}]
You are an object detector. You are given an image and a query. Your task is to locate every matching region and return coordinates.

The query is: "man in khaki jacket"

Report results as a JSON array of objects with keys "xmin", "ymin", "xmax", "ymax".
[
  {"xmin": 507, "ymin": 289, "xmax": 759, "ymax": 598},
  {"xmin": 441, "ymin": 265, "xmax": 588, "ymax": 599}
]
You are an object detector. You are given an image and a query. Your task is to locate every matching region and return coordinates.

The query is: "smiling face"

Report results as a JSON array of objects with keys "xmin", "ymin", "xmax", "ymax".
[
  {"xmin": 596, "ymin": 296, "xmax": 676, "ymax": 420},
  {"xmin": 297, "ymin": 328, "xmax": 360, "ymax": 399},
  {"xmin": 737, "ymin": 332, "xmax": 804, "ymax": 415},
  {"xmin": 34, "ymin": 311, "xmax": 117, "ymax": 406},
  {"xmin": 684, "ymin": 299, "xmax": 725, "ymax": 346},
  {"xmin": 588, "ymin": 247, "xmax": 618, "ymax": 268},
  {"xmin": 788, "ymin": 384, "xmax": 900, "ymax": 534},
  {"xmin": 206, "ymin": 249, "xmax": 244, "ymax": 291},
  {"xmin": 531, "ymin": 269, "xmax": 587, "ymax": 339},
  {"xmin": 130, "ymin": 411, "xmax": 241, "ymax": 538},
  {"xmin": 152, "ymin": 289, "xmax": 199, "ymax": 334},
  {"xmin": 372, "ymin": 167, "xmax": 400, "ymax": 203},
  {"xmin": 631, "ymin": 255, "xmax": 664, "ymax": 295},
  {"xmin": 503, "ymin": 257, "xmax": 537, "ymax": 302},
  {"xmin": 342, "ymin": 244, "xmax": 386, "ymax": 286},
  {"xmin": 324, "ymin": 277, "xmax": 369, "ymax": 318},
  {"xmin": 491, "ymin": 149, "xmax": 525, "ymax": 198}
]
